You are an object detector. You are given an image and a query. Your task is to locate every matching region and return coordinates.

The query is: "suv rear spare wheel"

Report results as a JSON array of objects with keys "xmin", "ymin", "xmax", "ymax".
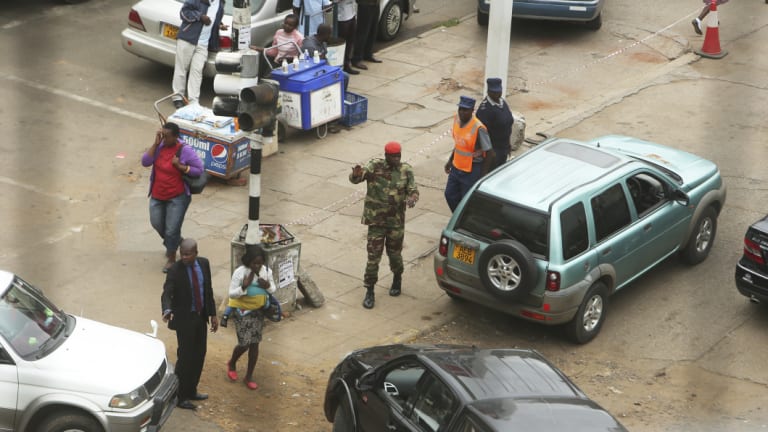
[{"xmin": 478, "ymin": 240, "xmax": 536, "ymax": 300}]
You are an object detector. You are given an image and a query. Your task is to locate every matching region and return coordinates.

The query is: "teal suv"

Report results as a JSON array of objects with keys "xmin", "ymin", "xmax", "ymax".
[{"xmin": 434, "ymin": 135, "xmax": 726, "ymax": 343}]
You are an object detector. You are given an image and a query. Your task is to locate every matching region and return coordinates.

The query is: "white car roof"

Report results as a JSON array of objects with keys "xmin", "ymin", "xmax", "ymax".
[{"xmin": 0, "ymin": 270, "xmax": 13, "ymax": 295}]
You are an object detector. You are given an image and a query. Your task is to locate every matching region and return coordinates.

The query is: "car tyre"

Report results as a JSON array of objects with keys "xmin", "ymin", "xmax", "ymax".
[
  {"xmin": 37, "ymin": 410, "xmax": 103, "ymax": 432},
  {"xmin": 585, "ymin": 13, "xmax": 602, "ymax": 30},
  {"xmin": 681, "ymin": 206, "xmax": 717, "ymax": 265},
  {"xmin": 378, "ymin": 0, "xmax": 403, "ymax": 41},
  {"xmin": 478, "ymin": 240, "xmax": 536, "ymax": 300},
  {"xmin": 477, "ymin": 10, "xmax": 489, "ymax": 26},
  {"xmin": 565, "ymin": 281, "xmax": 608, "ymax": 344},
  {"xmin": 332, "ymin": 399, "xmax": 354, "ymax": 432}
]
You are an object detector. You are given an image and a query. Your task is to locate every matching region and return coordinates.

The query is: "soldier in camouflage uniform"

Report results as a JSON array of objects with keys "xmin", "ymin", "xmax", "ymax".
[{"xmin": 349, "ymin": 141, "xmax": 419, "ymax": 309}]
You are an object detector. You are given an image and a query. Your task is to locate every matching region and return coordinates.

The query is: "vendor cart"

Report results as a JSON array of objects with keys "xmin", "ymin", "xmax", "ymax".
[
  {"xmin": 154, "ymin": 94, "xmax": 251, "ymax": 180},
  {"xmin": 261, "ymin": 42, "xmax": 345, "ymax": 139}
]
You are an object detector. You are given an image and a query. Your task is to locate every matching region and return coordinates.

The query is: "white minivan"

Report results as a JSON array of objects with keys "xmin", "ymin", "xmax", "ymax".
[{"xmin": 0, "ymin": 271, "xmax": 178, "ymax": 432}]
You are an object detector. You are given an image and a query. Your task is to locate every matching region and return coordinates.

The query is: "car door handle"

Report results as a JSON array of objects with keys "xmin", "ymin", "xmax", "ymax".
[
  {"xmin": 602, "ymin": 247, "xmax": 612, "ymax": 255},
  {"xmin": 644, "ymin": 224, "xmax": 652, "ymax": 232},
  {"xmin": 387, "ymin": 423, "xmax": 397, "ymax": 431}
]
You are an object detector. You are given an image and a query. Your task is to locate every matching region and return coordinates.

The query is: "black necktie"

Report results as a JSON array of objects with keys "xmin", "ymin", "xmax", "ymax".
[{"xmin": 190, "ymin": 266, "xmax": 203, "ymax": 313}]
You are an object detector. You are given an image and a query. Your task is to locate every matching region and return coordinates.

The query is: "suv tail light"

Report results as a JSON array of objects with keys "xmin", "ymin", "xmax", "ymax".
[
  {"xmin": 439, "ymin": 235, "xmax": 449, "ymax": 257},
  {"xmin": 545, "ymin": 270, "xmax": 560, "ymax": 292},
  {"xmin": 128, "ymin": 9, "xmax": 146, "ymax": 32},
  {"xmin": 744, "ymin": 238, "xmax": 765, "ymax": 265},
  {"xmin": 219, "ymin": 35, "xmax": 233, "ymax": 50}
]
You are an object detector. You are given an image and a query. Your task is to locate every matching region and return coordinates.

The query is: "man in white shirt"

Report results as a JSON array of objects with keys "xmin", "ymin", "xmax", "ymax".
[{"xmin": 172, "ymin": 0, "xmax": 228, "ymax": 108}]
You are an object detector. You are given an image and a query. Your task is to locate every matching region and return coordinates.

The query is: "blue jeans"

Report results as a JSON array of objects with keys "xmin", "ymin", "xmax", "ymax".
[
  {"xmin": 149, "ymin": 193, "xmax": 191, "ymax": 254},
  {"xmin": 444, "ymin": 164, "xmax": 483, "ymax": 212}
]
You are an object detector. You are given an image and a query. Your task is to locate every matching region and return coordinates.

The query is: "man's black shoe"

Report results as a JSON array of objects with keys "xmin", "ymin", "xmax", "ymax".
[
  {"xmin": 343, "ymin": 67, "xmax": 360, "ymax": 75},
  {"xmin": 364, "ymin": 56, "xmax": 382, "ymax": 63},
  {"xmin": 351, "ymin": 61, "xmax": 368, "ymax": 70},
  {"xmin": 177, "ymin": 400, "xmax": 197, "ymax": 410},
  {"xmin": 389, "ymin": 274, "xmax": 402, "ymax": 297},
  {"xmin": 363, "ymin": 291, "xmax": 375, "ymax": 309},
  {"xmin": 172, "ymin": 99, "xmax": 186, "ymax": 109},
  {"xmin": 191, "ymin": 393, "xmax": 208, "ymax": 401}
]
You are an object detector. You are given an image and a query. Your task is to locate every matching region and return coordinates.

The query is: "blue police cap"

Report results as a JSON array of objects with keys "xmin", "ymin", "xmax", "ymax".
[
  {"xmin": 457, "ymin": 96, "xmax": 476, "ymax": 109},
  {"xmin": 487, "ymin": 78, "xmax": 503, "ymax": 92}
]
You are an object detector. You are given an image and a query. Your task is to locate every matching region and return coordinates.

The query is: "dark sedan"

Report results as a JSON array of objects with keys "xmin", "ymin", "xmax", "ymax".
[
  {"xmin": 477, "ymin": 0, "xmax": 604, "ymax": 30},
  {"xmin": 324, "ymin": 344, "xmax": 626, "ymax": 432},
  {"xmin": 735, "ymin": 215, "xmax": 768, "ymax": 304}
]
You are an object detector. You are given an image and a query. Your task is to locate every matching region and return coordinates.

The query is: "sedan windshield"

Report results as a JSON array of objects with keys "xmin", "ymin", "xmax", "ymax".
[{"xmin": 0, "ymin": 277, "xmax": 68, "ymax": 359}]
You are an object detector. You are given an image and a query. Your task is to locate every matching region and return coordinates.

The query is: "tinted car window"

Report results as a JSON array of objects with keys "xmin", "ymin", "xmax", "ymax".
[
  {"xmin": 591, "ymin": 184, "xmax": 631, "ymax": 242},
  {"xmin": 410, "ymin": 375, "xmax": 456, "ymax": 432},
  {"xmin": 455, "ymin": 413, "xmax": 491, "ymax": 432},
  {"xmin": 626, "ymin": 172, "xmax": 667, "ymax": 216},
  {"xmin": 382, "ymin": 362, "xmax": 425, "ymax": 410},
  {"xmin": 456, "ymin": 193, "xmax": 549, "ymax": 256},
  {"xmin": 561, "ymin": 202, "xmax": 588, "ymax": 260}
]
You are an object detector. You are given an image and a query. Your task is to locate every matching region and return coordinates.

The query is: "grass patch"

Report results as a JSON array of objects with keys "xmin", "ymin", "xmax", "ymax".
[{"xmin": 435, "ymin": 18, "xmax": 460, "ymax": 28}]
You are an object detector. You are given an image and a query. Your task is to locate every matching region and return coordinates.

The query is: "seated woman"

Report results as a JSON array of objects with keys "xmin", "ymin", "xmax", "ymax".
[{"xmin": 251, "ymin": 14, "xmax": 303, "ymax": 68}]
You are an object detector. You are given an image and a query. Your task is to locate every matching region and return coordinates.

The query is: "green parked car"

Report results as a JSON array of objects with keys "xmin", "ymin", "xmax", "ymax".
[{"xmin": 434, "ymin": 135, "xmax": 726, "ymax": 343}]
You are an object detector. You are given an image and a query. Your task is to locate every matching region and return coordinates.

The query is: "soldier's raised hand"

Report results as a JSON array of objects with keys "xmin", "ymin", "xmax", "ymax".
[{"xmin": 352, "ymin": 165, "xmax": 364, "ymax": 178}]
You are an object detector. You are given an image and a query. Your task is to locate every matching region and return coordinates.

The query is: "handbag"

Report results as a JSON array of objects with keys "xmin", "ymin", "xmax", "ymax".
[{"xmin": 175, "ymin": 146, "xmax": 208, "ymax": 194}]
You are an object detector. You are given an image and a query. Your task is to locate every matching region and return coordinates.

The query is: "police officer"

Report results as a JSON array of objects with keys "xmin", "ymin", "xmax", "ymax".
[
  {"xmin": 444, "ymin": 96, "xmax": 495, "ymax": 212},
  {"xmin": 349, "ymin": 142, "xmax": 419, "ymax": 309},
  {"xmin": 476, "ymin": 78, "xmax": 514, "ymax": 170}
]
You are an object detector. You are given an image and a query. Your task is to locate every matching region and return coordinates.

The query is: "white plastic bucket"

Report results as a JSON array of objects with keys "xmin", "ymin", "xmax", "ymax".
[{"xmin": 326, "ymin": 37, "xmax": 346, "ymax": 67}]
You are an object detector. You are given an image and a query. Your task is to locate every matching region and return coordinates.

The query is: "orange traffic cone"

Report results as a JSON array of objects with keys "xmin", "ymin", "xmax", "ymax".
[{"xmin": 695, "ymin": 1, "xmax": 728, "ymax": 59}]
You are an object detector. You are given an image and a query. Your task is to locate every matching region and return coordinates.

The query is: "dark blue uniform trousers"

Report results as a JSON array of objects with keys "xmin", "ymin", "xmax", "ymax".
[{"xmin": 444, "ymin": 163, "xmax": 483, "ymax": 212}]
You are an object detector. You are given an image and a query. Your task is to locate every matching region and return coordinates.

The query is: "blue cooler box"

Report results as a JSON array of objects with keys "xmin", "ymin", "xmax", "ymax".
[
  {"xmin": 270, "ymin": 60, "xmax": 344, "ymax": 130},
  {"xmin": 169, "ymin": 113, "xmax": 250, "ymax": 179}
]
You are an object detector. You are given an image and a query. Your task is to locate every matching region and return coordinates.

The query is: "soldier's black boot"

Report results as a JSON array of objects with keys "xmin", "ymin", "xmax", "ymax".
[
  {"xmin": 363, "ymin": 288, "xmax": 375, "ymax": 309},
  {"xmin": 389, "ymin": 274, "xmax": 402, "ymax": 297}
]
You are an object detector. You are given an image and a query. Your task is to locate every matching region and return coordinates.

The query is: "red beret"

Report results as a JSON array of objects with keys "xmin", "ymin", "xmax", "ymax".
[{"xmin": 385, "ymin": 141, "xmax": 401, "ymax": 154}]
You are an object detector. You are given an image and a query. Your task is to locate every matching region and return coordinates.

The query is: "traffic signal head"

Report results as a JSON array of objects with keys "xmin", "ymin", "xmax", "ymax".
[
  {"xmin": 212, "ymin": 96, "xmax": 240, "ymax": 117},
  {"xmin": 238, "ymin": 82, "xmax": 280, "ymax": 132}
]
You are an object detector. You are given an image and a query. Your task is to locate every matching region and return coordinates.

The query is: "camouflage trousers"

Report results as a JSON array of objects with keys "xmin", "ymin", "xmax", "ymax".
[{"xmin": 364, "ymin": 225, "xmax": 404, "ymax": 288}]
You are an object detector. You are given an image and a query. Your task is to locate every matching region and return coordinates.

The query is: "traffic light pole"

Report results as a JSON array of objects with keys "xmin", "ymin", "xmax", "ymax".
[{"xmin": 245, "ymin": 133, "xmax": 264, "ymax": 246}]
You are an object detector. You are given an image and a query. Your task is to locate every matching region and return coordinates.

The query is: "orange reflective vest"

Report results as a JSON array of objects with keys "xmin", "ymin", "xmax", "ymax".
[{"xmin": 451, "ymin": 115, "xmax": 487, "ymax": 172}]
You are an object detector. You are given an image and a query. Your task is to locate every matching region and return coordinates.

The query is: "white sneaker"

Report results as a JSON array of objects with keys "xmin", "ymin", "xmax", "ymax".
[{"xmin": 692, "ymin": 18, "xmax": 703, "ymax": 35}]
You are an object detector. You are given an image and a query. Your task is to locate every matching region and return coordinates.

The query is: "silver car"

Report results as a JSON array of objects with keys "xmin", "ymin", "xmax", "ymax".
[
  {"xmin": 121, "ymin": 0, "xmax": 293, "ymax": 77},
  {"xmin": 0, "ymin": 270, "xmax": 178, "ymax": 432},
  {"xmin": 121, "ymin": 0, "xmax": 416, "ymax": 77}
]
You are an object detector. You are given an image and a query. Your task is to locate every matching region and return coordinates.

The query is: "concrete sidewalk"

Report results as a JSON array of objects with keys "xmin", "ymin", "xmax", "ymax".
[
  {"xmin": 198, "ymin": 11, "xmax": 692, "ymax": 362},
  {"xmin": 156, "ymin": 11, "xmax": 701, "ymax": 431}
]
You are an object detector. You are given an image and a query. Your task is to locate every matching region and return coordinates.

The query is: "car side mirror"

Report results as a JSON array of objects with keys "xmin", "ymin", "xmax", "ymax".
[
  {"xmin": 673, "ymin": 189, "xmax": 690, "ymax": 206},
  {"xmin": 356, "ymin": 371, "xmax": 375, "ymax": 392}
]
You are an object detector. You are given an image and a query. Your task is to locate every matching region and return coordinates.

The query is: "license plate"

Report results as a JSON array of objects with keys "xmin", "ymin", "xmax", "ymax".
[
  {"xmin": 452, "ymin": 244, "xmax": 476, "ymax": 265},
  {"xmin": 162, "ymin": 23, "xmax": 179, "ymax": 40}
]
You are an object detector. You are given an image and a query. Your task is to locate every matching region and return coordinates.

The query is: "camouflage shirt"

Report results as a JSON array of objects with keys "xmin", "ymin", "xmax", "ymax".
[{"xmin": 349, "ymin": 159, "xmax": 419, "ymax": 227}]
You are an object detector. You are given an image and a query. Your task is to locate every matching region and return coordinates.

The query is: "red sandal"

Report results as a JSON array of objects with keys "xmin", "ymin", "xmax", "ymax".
[
  {"xmin": 245, "ymin": 380, "xmax": 259, "ymax": 390},
  {"xmin": 227, "ymin": 362, "xmax": 238, "ymax": 381}
]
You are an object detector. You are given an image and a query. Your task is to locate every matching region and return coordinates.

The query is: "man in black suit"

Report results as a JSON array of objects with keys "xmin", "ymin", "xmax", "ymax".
[{"xmin": 161, "ymin": 238, "xmax": 219, "ymax": 410}]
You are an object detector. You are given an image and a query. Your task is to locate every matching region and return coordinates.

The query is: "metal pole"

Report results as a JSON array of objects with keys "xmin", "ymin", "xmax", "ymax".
[
  {"xmin": 484, "ymin": 0, "xmax": 513, "ymax": 95},
  {"xmin": 245, "ymin": 133, "xmax": 263, "ymax": 245}
]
